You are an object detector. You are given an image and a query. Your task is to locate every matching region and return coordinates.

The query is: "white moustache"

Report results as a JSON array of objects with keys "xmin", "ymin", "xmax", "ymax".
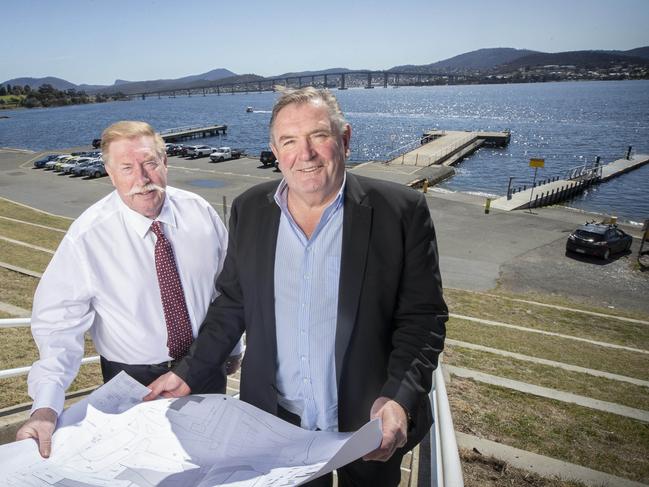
[{"xmin": 126, "ymin": 184, "xmax": 166, "ymax": 197}]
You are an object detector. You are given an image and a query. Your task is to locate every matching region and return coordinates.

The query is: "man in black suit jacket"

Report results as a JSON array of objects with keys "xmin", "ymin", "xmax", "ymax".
[{"xmin": 148, "ymin": 87, "xmax": 447, "ymax": 486}]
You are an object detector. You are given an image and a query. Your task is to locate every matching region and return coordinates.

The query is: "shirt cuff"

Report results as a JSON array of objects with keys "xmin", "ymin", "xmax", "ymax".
[{"xmin": 30, "ymin": 382, "xmax": 65, "ymax": 417}]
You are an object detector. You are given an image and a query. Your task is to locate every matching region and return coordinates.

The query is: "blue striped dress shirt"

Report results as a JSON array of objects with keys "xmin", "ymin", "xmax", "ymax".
[{"xmin": 273, "ymin": 176, "xmax": 345, "ymax": 431}]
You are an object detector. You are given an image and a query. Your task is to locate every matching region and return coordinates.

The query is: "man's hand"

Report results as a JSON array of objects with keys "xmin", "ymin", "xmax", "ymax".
[
  {"xmin": 144, "ymin": 372, "xmax": 191, "ymax": 401},
  {"xmin": 16, "ymin": 407, "xmax": 58, "ymax": 458},
  {"xmin": 225, "ymin": 353, "xmax": 243, "ymax": 375},
  {"xmin": 363, "ymin": 397, "xmax": 408, "ymax": 462}
]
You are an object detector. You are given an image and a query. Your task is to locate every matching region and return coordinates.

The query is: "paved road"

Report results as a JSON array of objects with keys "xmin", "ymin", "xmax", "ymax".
[{"xmin": 2, "ymin": 147, "xmax": 648, "ymax": 314}]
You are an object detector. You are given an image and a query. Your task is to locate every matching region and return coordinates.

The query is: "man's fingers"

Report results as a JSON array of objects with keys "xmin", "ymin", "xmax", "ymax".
[
  {"xmin": 144, "ymin": 372, "xmax": 191, "ymax": 401},
  {"xmin": 16, "ymin": 408, "xmax": 57, "ymax": 458}
]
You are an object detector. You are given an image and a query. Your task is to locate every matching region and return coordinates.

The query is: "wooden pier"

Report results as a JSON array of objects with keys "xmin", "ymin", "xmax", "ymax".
[
  {"xmin": 159, "ymin": 124, "xmax": 227, "ymax": 143},
  {"xmin": 388, "ymin": 130, "xmax": 510, "ymax": 167},
  {"xmin": 491, "ymin": 154, "xmax": 649, "ymax": 211}
]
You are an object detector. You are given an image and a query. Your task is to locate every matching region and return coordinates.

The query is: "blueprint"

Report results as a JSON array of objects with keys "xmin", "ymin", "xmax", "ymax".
[{"xmin": 0, "ymin": 372, "xmax": 382, "ymax": 486}]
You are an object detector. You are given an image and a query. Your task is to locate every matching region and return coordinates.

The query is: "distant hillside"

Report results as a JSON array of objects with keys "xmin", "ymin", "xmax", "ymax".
[
  {"xmin": 618, "ymin": 46, "xmax": 649, "ymax": 60},
  {"xmin": 1, "ymin": 76, "xmax": 77, "ymax": 90},
  {"xmin": 176, "ymin": 68, "xmax": 236, "ymax": 83},
  {"xmin": 389, "ymin": 48, "xmax": 538, "ymax": 73},
  {"xmin": 500, "ymin": 50, "xmax": 649, "ymax": 71},
  {"xmin": 95, "ymin": 68, "xmax": 240, "ymax": 94}
]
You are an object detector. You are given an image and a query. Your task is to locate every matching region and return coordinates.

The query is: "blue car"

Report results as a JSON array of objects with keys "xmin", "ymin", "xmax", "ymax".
[{"xmin": 33, "ymin": 154, "xmax": 59, "ymax": 168}]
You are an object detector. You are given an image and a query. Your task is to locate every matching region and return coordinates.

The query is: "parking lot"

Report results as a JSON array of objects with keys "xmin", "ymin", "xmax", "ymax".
[{"xmin": 2, "ymin": 146, "xmax": 648, "ymax": 315}]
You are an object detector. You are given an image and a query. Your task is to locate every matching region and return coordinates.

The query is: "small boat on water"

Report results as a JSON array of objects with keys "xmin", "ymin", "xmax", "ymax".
[{"xmin": 246, "ymin": 106, "xmax": 253, "ymax": 113}]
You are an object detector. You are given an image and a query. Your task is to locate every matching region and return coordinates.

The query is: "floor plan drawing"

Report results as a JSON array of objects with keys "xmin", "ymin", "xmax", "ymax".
[{"xmin": 1, "ymin": 373, "xmax": 382, "ymax": 486}]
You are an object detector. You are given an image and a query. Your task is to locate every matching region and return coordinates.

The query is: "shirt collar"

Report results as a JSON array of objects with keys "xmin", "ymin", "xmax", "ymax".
[
  {"xmin": 273, "ymin": 172, "xmax": 346, "ymax": 216},
  {"xmin": 116, "ymin": 190, "xmax": 176, "ymax": 239}
]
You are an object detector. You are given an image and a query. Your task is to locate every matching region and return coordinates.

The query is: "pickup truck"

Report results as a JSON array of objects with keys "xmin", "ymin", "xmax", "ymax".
[{"xmin": 209, "ymin": 147, "xmax": 243, "ymax": 162}]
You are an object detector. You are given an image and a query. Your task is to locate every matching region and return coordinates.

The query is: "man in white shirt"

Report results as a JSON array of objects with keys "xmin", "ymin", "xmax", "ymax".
[{"xmin": 16, "ymin": 121, "xmax": 241, "ymax": 458}]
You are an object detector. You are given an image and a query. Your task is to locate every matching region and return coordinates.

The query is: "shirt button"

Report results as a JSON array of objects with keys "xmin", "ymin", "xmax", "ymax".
[{"xmin": 301, "ymin": 355, "xmax": 307, "ymax": 361}]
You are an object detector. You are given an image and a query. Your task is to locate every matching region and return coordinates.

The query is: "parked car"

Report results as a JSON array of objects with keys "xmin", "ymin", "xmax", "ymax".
[
  {"xmin": 71, "ymin": 158, "xmax": 100, "ymax": 176},
  {"xmin": 209, "ymin": 147, "xmax": 243, "ymax": 162},
  {"xmin": 188, "ymin": 145, "xmax": 216, "ymax": 159},
  {"xmin": 33, "ymin": 154, "xmax": 59, "ymax": 168},
  {"xmin": 165, "ymin": 143, "xmax": 183, "ymax": 156},
  {"xmin": 44, "ymin": 155, "xmax": 72, "ymax": 170},
  {"xmin": 61, "ymin": 157, "xmax": 92, "ymax": 174},
  {"xmin": 566, "ymin": 223, "xmax": 633, "ymax": 260},
  {"xmin": 259, "ymin": 150, "xmax": 277, "ymax": 167},
  {"xmin": 83, "ymin": 161, "xmax": 107, "ymax": 178}
]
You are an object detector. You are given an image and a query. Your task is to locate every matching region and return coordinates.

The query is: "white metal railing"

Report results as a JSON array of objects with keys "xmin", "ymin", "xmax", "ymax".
[
  {"xmin": 429, "ymin": 362, "xmax": 464, "ymax": 486},
  {"xmin": 0, "ymin": 318, "xmax": 100, "ymax": 379}
]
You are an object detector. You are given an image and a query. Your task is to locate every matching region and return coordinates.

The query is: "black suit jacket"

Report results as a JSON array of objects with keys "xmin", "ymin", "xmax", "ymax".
[{"xmin": 176, "ymin": 173, "xmax": 447, "ymax": 448}]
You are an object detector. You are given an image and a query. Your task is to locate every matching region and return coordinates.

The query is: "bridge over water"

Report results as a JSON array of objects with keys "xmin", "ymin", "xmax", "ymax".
[{"xmin": 130, "ymin": 70, "xmax": 481, "ymax": 99}]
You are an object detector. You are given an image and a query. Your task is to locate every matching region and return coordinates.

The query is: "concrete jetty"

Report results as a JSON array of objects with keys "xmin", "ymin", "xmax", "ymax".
[
  {"xmin": 350, "ymin": 129, "xmax": 510, "ymax": 188},
  {"xmin": 389, "ymin": 130, "xmax": 510, "ymax": 167},
  {"xmin": 160, "ymin": 124, "xmax": 227, "ymax": 142},
  {"xmin": 491, "ymin": 154, "xmax": 649, "ymax": 211}
]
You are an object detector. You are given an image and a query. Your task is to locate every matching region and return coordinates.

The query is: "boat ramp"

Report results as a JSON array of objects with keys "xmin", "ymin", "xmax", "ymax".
[{"xmin": 491, "ymin": 154, "xmax": 649, "ymax": 211}]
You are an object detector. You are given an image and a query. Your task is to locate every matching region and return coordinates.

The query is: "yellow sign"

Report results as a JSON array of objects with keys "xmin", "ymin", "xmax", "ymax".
[{"xmin": 530, "ymin": 158, "xmax": 545, "ymax": 168}]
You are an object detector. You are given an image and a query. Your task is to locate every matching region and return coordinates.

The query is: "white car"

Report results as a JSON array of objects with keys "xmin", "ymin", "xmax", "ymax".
[{"xmin": 187, "ymin": 145, "xmax": 215, "ymax": 158}]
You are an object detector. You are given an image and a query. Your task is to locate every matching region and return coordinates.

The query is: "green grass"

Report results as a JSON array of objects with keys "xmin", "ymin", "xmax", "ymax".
[
  {"xmin": 447, "ymin": 317, "xmax": 649, "ymax": 381},
  {"xmin": 0, "ymin": 239, "xmax": 51, "ymax": 273},
  {"xmin": 449, "ymin": 377, "xmax": 649, "ymax": 483},
  {"xmin": 445, "ymin": 288, "xmax": 649, "ymax": 350},
  {"xmin": 0, "ymin": 218, "xmax": 63, "ymax": 251},
  {"xmin": 0, "ymin": 197, "xmax": 72, "ymax": 230},
  {"xmin": 0, "ymin": 268, "xmax": 38, "ymax": 311},
  {"xmin": 444, "ymin": 344, "xmax": 649, "ymax": 411}
]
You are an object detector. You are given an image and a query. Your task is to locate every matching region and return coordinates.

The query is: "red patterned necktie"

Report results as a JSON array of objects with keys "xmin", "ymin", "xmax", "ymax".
[{"xmin": 151, "ymin": 221, "xmax": 193, "ymax": 360}]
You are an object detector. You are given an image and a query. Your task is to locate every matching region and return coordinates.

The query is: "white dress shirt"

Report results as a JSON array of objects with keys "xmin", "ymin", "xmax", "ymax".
[{"xmin": 27, "ymin": 186, "xmax": 240, "ymax": 415}]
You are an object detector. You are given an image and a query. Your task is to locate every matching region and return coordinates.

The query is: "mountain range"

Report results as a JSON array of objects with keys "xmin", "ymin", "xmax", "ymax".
[{"xmin": 3, "ymin": 46, "xmax": 648, "ymax": 95}]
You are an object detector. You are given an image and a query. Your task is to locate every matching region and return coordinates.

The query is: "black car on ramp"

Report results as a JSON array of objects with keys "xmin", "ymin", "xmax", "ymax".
[{"xmin": 566, "ymin": 223, "xmax": 633, "ymax": 260}]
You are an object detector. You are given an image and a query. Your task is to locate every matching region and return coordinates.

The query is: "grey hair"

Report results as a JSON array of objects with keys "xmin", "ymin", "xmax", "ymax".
[
  {"xmin": 269, "ymin": 86, "xmax": 348, "ymax": 144},
  {"xmin": 101, "ymin": 121, "xmax": 166, "ymax": 165}
]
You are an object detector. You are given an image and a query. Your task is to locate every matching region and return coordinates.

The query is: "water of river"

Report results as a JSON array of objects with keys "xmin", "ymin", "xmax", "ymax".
[{"xmin": 1, "ymin": 80, "xmax": 647, "ymax": 223}]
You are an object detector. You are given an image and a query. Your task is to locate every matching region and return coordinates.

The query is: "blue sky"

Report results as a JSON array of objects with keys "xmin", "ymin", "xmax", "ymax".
[{"xmin": 2, "ymin": 0, "xmax": 648, "ymax": 85}]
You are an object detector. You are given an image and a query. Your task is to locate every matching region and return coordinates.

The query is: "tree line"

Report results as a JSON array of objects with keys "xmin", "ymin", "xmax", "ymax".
[{"xmin": 0, "ymin": 83, "xmax": 128, "ymax": 108}]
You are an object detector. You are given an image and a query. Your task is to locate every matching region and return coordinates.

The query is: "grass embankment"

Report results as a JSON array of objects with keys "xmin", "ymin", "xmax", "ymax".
[
  {"xmin": 445, "ymin": 288, "xmax": 649, "ymax": 484},
  {"xmin": 0, "ymin": 198, "xmax": 102, "ymax": 409}
]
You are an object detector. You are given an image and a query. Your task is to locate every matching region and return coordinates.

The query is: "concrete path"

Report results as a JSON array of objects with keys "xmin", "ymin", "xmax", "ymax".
[
  {"xmin": 456, "ymin": 432, "xmax": 649, "ymax": 487},
  {"xmin": 0, "ymin": 215, "xmax": 67, "ymax": 233},
  {"xmin": 447, "ymin": 365, "xmax": 649, "ymax": 422},
  {"xmin": 446, "ymin": 339, "xmax": 649, "ymax": 387},
  {"xmin": 0, "ymin": 262, "xmax": 43, "ymax": 278},
  {"xmin": 0, "ymin": 301, "xmax": 30, "ymax": 318},
  {"xmin": 0, "ymin": 235, "xmax": 54, "ymax": 254},
  {"xmin": 451, "ymin": 313, "xmax": 649, "ymax": 355},
  {"xmin": 475, "ymin": 291, "xmax": 649, "ymax": 326}
]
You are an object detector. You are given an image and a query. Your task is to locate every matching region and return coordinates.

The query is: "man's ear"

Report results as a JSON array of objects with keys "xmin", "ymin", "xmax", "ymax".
[{"xmin": 342, "ymin": 124, "xmax": 352, "ymax": 158}]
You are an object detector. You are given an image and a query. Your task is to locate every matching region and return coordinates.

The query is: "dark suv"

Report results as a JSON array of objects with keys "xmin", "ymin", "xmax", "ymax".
[{"xmin": 260, "ymin": 150, "xmax": 277, "ymax": 167}]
